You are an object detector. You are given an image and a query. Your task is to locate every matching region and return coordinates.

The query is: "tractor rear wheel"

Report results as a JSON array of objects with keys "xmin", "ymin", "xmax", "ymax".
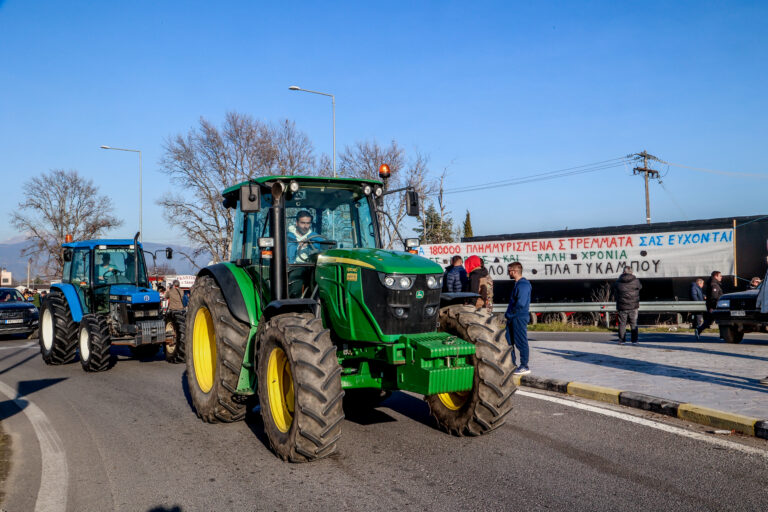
[
  {"xmin": 257, "ymin": 313, "xmax": 344, "ymax": 462},
  {"xmin": 39, "ymin": 291, "xmax": 78, "ymax": 365},
  {"xmin": 185, "ymin": 275, "xmax": 250, "ymax": 423},
  {"xmin": 164, "ymin": 311, "xmax": 186, "ymax": 363},
  {"xmin": 78, "ymin": 314, "xmax": 112, "ymax": 372},
  {"xmin": 427, "ymin": 305, "xmax": 516, "ymax": 436}
]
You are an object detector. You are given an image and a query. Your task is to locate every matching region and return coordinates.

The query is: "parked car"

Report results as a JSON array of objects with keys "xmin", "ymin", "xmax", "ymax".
[
  {"xmin": 0, "ymin": 287, "xmax": 39, "ymax": 338},
  {"xmin": 712, "ymin": 287, "xmax": 767, "ymax": 343}
]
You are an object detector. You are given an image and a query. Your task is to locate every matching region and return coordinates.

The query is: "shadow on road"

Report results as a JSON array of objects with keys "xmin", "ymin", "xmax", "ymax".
[
  {"xmin": 625, "ymin": 343, "xmax": 768, "ymax": 362},
  {"xmin": 379, "ymin": 391, "xmax": 434, "ymax": 429},
  {"xmin": 0, "ymin": 377, "xmax": 67, "ymax": 422},
  {"xmin": 147, "ymin": 506, "xmax": 182, "ymax": 512},
  {"xmin": 538, "ymin": 347, "xmax": 768, "ymax": 393}
]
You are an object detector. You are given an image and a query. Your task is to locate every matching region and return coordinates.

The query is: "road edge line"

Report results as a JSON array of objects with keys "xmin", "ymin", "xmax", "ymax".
[
  {"xmin": 0, "ymin": 380, "xmax": 68, "ymax": 512},
  {"xmin": 518, "ymin": 374, "xmax": 768, "ymax": 439}
]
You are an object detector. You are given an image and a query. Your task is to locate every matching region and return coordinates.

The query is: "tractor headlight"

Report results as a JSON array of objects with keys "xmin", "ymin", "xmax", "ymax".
[
  {"xmin": 363, "ymin": 184, "xmax": 372, "ymax": 195},
  {"xmin": 425, "ymin": 305, "xmax": 437, "ymax": 317},
  {"xmin": 426, "ymin": 275, "xmax": 442, "ymax": 289},
  {"xmin": 379, "ymin": 273, "xmax": 415, "ymax": 290},
  {"xmin": 374, "ymin": 186, "xmax": 383, "ymax": 197},
  {"xmin": 716, "ymin": 299, "xmax": 730, "ymax": 309},
  {"xmin": 134, "ymin": 310, "xmax": 145, "ymax": 318}
]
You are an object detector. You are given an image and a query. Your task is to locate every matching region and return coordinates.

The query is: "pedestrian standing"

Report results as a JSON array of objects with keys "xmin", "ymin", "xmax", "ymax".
[
  {"xmin": 444, "ymin": 255, "xmax": 468, "ymax": 293},
  {"xmin": 505, "ymin": 262, "xmax": 532, "ymax": 375},
  {"xmin": 613, "ymin": 267, "xmax": 642, "ymax": 344},
  {"xmin": 165, "ymin": 280, "xmax": 185, "ymax": 313},
  {"xmin": 465, "ymin": 255, "xmax": 492, "ymax": 311},
  {"xmin": 689, "ymin": 277, "xmax": 705, "ymax": 336},
  {"xmin": 696, "ymin": 270, "xmax": 724, "ymax": 337}
]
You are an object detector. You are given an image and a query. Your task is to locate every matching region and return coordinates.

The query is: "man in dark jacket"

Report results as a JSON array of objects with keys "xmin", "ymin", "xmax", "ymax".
[
  {"xmin": 689, "ymin": 278, "xmax": 705, "ymax": 336},
  {"xmin": 612, "ymin": 267, "xmax": 642, "ymax": 343},
  {"xmin": 505, "ymin": 262, "xmax": 532, "ymax": 375},
  {"xmin": 444, "ymin": 255, "xmax": 468, "ymax": 293},
  {"xmin": 696, "ymin": 271, "xmax": 724, "ymax": 337}
]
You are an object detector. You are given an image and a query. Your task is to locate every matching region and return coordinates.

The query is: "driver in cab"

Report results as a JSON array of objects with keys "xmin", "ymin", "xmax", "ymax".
[
  {"xmin": 98, "ymin": 253, "xmax": 117, "ymax": 282},
  {"xmin": 288, "ymin": 210, "xmax": 322, "ymax": 263}
]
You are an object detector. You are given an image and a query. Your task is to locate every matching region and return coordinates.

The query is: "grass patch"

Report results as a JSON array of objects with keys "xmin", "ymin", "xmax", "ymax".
[{"xmin": 494, "ymin": 318, "xmax": 719, "ymax": 334}]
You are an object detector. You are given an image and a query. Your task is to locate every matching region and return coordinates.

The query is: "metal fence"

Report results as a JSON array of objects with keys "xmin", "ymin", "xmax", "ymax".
[{"xmin": 491, "ymin": 301, "xmax": 706, "ymax": 326}]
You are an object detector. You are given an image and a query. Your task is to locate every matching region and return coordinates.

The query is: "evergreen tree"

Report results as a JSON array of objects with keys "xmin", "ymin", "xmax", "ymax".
[
  {"xmin": 416, "ymin": 204, "xmax": 454, "ymax": 244},
  {"xmin": 463, "ymin": 210, "xmax": 474, "ymax": 238}
]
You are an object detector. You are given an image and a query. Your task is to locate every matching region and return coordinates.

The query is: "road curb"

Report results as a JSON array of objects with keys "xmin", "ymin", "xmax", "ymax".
[{"xmin": 517, "ymin": 374, "xmax": 768, "ymax": 440}]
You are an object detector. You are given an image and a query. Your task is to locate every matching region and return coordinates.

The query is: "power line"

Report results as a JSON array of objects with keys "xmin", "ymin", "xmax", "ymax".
[
  {"xmin": 632, "ymin": 150, "xmax": 661, "ymax": 225},
  {"xmin": 660, "ymin": 160, "xmax": 768, "ymax": 179},
  {"xmin": 444, "ymin": 156, "xmax": 633, "ymax": 194}
]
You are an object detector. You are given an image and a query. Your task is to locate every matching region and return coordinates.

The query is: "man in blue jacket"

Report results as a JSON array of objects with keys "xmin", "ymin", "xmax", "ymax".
[
  {"xmin": 689, "ymin": 278, "xmax": 705, "ymax": 338},
  {"xmin": 444, "ymin": 255, "xmax": 468, "ymax": 292},
  {"xmin": 505, "ymin": 262, "xmax": 532, "ymax": 375}
]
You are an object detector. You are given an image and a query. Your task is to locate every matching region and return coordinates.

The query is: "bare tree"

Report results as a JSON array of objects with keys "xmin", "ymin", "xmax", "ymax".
[
  {"xmin": 158, "ymin": 112, "xmax": 320, "ymax": 262},
  {"xmin": 12, "ymin": 169, "xmax": 122, "ymax": 276},
  {"xmin": 338, "ymin": 140, "xmax": 436, "ymax": 248}
]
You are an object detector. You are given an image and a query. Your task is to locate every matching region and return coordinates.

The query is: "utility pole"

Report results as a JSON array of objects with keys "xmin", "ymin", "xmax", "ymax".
[{"xmin": 633, "ymin": 150, "xmax": 661, "ymax": 225}]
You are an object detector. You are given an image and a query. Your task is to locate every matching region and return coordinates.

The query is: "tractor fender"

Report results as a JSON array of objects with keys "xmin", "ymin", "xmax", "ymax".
[
  {"xmin": 439, "ymin": 292, "xmax": 480, "ymax": 309},
  {"xmin": 197, "ymin": 264, "xmax": 251, "ymax": 326},
  {"xmin": 262, "ymin": 299, "xmax": 318, "ymax": 321},
  {"xmin": 51, "ymin": 283, "xmax": 84, "ymax": 323}
]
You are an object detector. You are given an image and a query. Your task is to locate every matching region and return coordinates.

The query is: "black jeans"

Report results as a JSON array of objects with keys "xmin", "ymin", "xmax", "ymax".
[{"xmin": 617, "ymin": 309, "xmax": 639, "ymax": 342}]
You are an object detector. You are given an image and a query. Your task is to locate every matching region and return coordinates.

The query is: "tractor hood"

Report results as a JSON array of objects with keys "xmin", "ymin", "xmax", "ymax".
[
  {"xmin": 317, "ymin": 248, "xmax": 443, "ymax": 274},
  {"xmin": 108, "ymin": 284, "xmax": 161, "ymax": 304}
]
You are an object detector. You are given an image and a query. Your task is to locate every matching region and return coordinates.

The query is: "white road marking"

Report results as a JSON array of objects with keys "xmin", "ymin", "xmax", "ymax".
[
  {"xmin": 0, "ymin": 379, "xmax": 68, "ymax": 512},
  {"xmin": 517, "ymin": 389, "xmax": 768, "ymax": 459},
  {"xmin": 0, "ymin": 341, "xmax": 37, "ymax": 350}
]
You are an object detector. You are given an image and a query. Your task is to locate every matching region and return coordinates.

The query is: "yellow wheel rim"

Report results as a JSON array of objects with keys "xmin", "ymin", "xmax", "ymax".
[
  {"xmin": 267, "ymin": 347, "xmax": 294, "ymax": 433},
  {"xmin": 192, "ymin": 306, "xmax": 216, "ymax": 393},
  {"xmin": 437, "ymin": 391, "xmax": 470, "ymax": 411}
]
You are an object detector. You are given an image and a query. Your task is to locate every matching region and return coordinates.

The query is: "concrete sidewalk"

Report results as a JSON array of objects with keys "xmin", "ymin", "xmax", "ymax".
[{"xmin": 524, "ymin": 331, "xmax": 768, "ymax": 419}]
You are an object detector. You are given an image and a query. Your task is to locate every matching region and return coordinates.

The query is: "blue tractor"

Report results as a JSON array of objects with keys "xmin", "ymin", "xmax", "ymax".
[{"xmin": 38, "ymin": 234, "xmax": 183, "ymax": 371}]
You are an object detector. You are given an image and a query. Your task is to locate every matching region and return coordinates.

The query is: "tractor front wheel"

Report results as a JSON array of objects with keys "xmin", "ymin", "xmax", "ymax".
[
  {"xmin": 257, "ymin": 313, "xmax": 344, "ymax": 462},
  {"xmin": 39, "ymin": 291, "xmax": 78, "ymax": 365},
  {"xmin": 78, "ymin": 315, "xmax": 112, "ymax": 372},
  {"xmin": 164, "ymin": 311, "xmax": 186, "ymax": 363},
  {"xmin": 185, "ymin": 275, "xmax": 250, "ymax": 423},
  {"xmin": 427, "ymin": 305, "xmax": 516, "ymax": 436}
]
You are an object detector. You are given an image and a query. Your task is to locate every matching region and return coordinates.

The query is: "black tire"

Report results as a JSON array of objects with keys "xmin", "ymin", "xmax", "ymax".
[
  {"xmin": 257, "ymin": 313, "xmax": 344, "ymax": 462},
  {"xmin": 130, "ymin": 344, "xmax": 161, "ymax": 359},
  {"xmin": 427, "ymin": 305, "xmax": 516, "ymax": 436},
  {"xmin": 720, "ymin": 326, "xmax": 744, "ymax": 344},
  {"xmin": 78, "ymin": 315, "xmax": 112, "ymax": 372},
  {"xmin": 185, "ymin": 275, "xmax": 250, "ymax": 423},
  {"xmin": 38, "ymin": 291, "xmax": 78, "ymax": 365},
  {"xmin": 164, "ymin": 311, "xmax": 186, "ymax": 363}
]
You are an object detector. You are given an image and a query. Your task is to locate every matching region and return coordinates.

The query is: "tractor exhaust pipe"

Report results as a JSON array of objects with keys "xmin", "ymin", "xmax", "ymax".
[{"xmin": 269, "ymin": 182, "xmax": 287, "ymax": 301}]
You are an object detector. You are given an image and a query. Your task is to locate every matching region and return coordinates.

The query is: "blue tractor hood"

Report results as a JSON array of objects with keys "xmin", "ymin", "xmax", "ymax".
[{"xmin": 109, "ymin": 284, "xmax": 161, "ymax": 304}]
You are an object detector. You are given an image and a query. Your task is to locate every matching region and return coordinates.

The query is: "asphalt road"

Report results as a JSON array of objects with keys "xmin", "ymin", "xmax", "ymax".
[{"xmin": 0, "ymin": 337, "xmax": 767, "ymax": 512}]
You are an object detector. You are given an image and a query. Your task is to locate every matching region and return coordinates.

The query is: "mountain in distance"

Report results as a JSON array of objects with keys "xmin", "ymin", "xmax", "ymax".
[{"xmin": 0, "ymin": 237, "xmax": 212, "ymax": 281}]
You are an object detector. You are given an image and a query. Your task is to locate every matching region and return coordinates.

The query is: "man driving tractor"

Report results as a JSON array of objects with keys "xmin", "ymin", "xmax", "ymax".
[{"xmin": 287, "ymin": 210, "xmax": 323, "ymax": 263}]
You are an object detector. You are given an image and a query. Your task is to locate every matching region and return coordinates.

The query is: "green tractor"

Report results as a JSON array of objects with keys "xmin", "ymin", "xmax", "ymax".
[{"xmin": 184, "ymin": 168, "xmax": 515, "ymax": 462}]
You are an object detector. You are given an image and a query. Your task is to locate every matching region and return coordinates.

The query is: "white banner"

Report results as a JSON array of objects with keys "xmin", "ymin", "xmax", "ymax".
[{"xmin": 419, "ymin": 229, "xmax": 734, "ymax": 281}]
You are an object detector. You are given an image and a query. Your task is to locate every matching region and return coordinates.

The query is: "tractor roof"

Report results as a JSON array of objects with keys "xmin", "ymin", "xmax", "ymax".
[
  {"xmin": 222, "ymin": 175, "xmax": 383, "ymax": 198},
  {"xmin": 63, "ymin": 239, "xmax": 142, "ymax": 249}
]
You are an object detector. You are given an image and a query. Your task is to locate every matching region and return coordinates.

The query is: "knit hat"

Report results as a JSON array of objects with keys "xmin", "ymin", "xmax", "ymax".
[{"xmin": 464, "ymin": 255, "xmax": 482, "ymax": 275}]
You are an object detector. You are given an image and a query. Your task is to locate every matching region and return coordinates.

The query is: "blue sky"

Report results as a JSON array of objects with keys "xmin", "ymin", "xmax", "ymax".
[{"xmin": 1, "ymin": 1, "xmax": 766, "ymax": 246}]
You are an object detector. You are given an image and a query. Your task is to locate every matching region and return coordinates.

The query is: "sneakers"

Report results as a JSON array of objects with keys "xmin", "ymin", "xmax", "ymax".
[{"xmin": 513, "ymin": 366, "xmax": 531, "ymax": 375}]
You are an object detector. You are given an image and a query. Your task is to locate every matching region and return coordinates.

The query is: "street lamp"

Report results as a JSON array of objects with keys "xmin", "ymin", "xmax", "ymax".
[
  {"xmin": 288, "ymin": 85, "xmax": 336, "ymax": 177},
  {"xmin": 100, "ymin": 145, "xmax": 142, "ymax": 243}
]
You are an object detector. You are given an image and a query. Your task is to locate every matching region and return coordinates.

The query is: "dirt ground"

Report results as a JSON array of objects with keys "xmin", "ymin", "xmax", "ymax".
[{"xmin": 0, "ymin": 423, "xmax": 10, "ymax": 505}]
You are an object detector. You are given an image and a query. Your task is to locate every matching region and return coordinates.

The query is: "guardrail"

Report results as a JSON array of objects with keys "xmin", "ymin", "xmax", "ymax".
[
  {"xmin": 492, "ymin": 301, "xmax": 707, "ymax": 314},
  {"xmin": 491, "ymin": 301, "xmax": 706, "ymax": 326}
]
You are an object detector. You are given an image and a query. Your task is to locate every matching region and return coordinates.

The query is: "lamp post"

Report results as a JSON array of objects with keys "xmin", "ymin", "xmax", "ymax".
[
  {"xmin": 100, "ymin": 145, "xmax": 142, "ymax": 242},
  {"xmin": 289, "ymin": 85, "xmax": 336, "ymax": 177}
]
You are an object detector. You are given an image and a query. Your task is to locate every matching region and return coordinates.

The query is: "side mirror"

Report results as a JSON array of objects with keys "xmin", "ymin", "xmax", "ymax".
[
  {"xmin": 63, "ymin": 249, "xmax": 73, "ymax": 262},
  {"xmin": 405, "ymin": 190, "xmax": 420, "ymax": 217},
  {"xmin": 240, "ymin": 184, "xmax": 261, "ymax": 213},
  {"xmin": 165, "ymin": 247, "xmax": 173, "ymax": 259}
]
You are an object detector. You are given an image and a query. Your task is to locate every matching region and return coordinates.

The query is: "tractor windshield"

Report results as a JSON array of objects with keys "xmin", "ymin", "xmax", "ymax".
[
  {"xmin": 285, "ymin": 186, "xmax": 377, "ymax": 263},
  {"xmin": 234, "ymin": 184, "xmax": 379, "ymax": 263},
  {"xmin": 93, "ymin": 247, "xmax": 148, "ymax": 287}
]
